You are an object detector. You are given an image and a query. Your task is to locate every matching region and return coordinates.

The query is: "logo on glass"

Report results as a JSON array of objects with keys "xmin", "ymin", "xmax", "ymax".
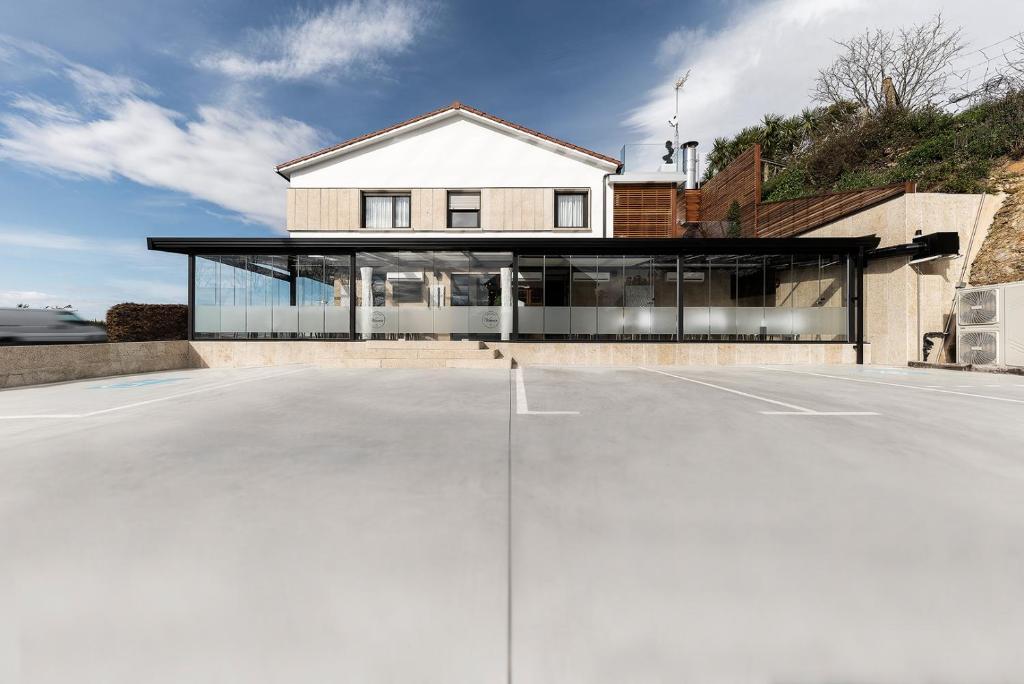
[
  {"xmin": 481, "ymin": 310, "xmax": 500, "ymax": 329},
  {"xmin": 371, "ymin": 311, "xmax": 386, "ymax": 329}
]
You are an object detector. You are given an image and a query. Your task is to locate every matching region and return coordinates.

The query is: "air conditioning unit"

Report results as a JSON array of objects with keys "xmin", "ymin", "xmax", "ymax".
[
  {"xmin": 956, "ymin": 282, "xmax": 1024, "ymax": 367},
  {"xmin": 957, "ymin": 328, "xmax": 1000, "ymax": 365},
  {"xmin": 957, "ymin": 287, "xmax": 998, "ymax": 326}
]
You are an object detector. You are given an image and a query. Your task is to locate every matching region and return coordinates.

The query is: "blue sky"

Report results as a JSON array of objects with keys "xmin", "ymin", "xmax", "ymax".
[{"xmin": 2, "ymin": 0, "xmax": 1021, "ymax": 319}]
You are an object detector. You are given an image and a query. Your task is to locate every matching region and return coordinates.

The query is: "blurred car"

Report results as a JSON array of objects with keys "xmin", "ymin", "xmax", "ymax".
[{"xmin": 0, "ymin": 308, "xmax": 107, "ymax": 344}]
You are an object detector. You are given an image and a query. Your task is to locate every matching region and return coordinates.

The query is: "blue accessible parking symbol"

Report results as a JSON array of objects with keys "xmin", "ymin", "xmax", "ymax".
[{"xmin": 89, "ymin": 378, "xmax": 186, "ymax": 390}]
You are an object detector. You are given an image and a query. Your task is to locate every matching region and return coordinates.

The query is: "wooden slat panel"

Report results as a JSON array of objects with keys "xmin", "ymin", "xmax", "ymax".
[
  {"xmin": 681, "ymin": 189, "xmax": 701, "ymax": 223},
  {"xmin": 699, "ymin": 145, "xmax": 760, "ymax": 236},
  {"xmin": 757, "ymin": 183, "xmax": 910, "ymax": 238},
  {"xmin": 286, "ymin": 188, "xmax": 296, "ymax": 229},
  {"xmin": 613, "ymin": 183, "xmax": 676, "ymax": 238}
]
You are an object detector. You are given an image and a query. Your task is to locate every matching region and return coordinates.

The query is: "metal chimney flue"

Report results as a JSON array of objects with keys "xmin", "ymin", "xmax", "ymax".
[{"xmin": 682, "ymin": 141, "xmax": 699, "ymax": 189}]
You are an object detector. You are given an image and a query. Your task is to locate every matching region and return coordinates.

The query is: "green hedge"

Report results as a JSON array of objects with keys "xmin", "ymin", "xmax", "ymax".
[{"xmin": 106, "ymin": 303, "xmax": 188, "ymax": 342}]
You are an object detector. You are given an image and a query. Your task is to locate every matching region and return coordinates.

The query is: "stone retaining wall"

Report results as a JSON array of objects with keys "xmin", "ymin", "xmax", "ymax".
[
  {"xmin": 1, "ymin": 340, "xmax": 866, "ymax": 389},
  {"xmin": 0, "ymin": 341, "xmax": 192, "ymax": 389}
]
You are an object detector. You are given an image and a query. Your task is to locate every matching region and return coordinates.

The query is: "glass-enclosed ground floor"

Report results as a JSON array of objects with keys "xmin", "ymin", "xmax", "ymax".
[{"xmin": 149, "ymin": 236, "xmax": 875, "ymax": 356}]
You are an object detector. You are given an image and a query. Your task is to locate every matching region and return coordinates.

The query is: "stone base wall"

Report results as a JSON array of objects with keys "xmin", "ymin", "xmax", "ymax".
[
  {"xmin": 1, "ymin": 340, "xmax": 866, "ymax": 390},
  {"xmin": 190, "ymin": 341, "xmax": 865, "ymax": 368},
  {"xmin": 0, "ymin": 341, "xmax": 192, "ymax": 390}
]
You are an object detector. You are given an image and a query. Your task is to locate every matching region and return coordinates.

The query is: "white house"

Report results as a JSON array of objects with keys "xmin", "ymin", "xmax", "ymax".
[{"xmin": 276, "ymin": 101, "xmax": 688, "ymax": 239}]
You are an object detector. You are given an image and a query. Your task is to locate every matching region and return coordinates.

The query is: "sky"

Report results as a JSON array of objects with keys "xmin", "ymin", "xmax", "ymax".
[{"xmin": 1, "ymin": 0, "xmax": 1022, "ymax": 320}]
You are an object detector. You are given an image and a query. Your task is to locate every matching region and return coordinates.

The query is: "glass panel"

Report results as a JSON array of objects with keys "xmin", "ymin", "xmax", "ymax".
[
  {"xmin": 365, "ymin": 196, "xmax": 393, "ymax": 229},
  {"xmin": 433, "ymin": 251, "xmax": 470, "ymax": 336},
  {"xmin": 396, "ymin": 251, "xmax": 431, "ymax": 336},
  {"xmin": 394, "ymin": 196, "xmax": 410, "ymax": 228},
  {"xmin": 596, "ymin": 256, "xmax": 624, "ymax": 337},
  {"xmin": 681, "ymin": 256, "xmax": 709, "ymax": 339},
  {"xmin": 324, "ymin": 256, "xmax": 351, "ymax": 337},
  {"xmin": 192, "ymin": 254, "xmax": 351, "ymax": 340},
  {"xmin": 544, "ymin": 256, "xmax": 571, "ymax": 336},
  {"xmin": 765, "ymin": 255, "xmax": 794, "ymax": 339},
  {"xmin": 468, "ymin": 252, "xmax": 513, "ymax": 339},
  {"xmin": 818, "ymin": 254, "xmax": 848, "ymax": 341},
  {"xmin": 623, "ymin": 256, "xmax": 652, "ymax": 336},
  {"xmin": 708, "ymin": 256, "xmax": 736, "ymax": 338},
  {"xmin": 735, "ymin": 255, "xmax": 766, "ymax": 338},
  {"xmin": 570, "ymin": 256, "xmax": 598, "ymax": 336},
  {"xmin": 450, "ymin": 211, "xmax": 479, "ymax": 228},
  {"xmin": 219, "ymin": 255, "xmax": 247, "ymax": 337},
  {"xmin": 517, "ymin": 256, "xmax": 544, "ymax": 337},
  {"xmin": 195, "ymin": 256, "xmax": 221, "ymax": 334},
  {"xmin": 297, "ymin": 256, "xmax": 325, "ymax": 337},
  {"xmin": 557, "ymin": 193, "xmax": 585, "ymax": 228},
  {"xmin": 356, "ymin": 252, "xmax": 400, "ymax": 338},
  {"xmin": 651, "ymin": 255, "xmax": 678, "ymax": 338}
]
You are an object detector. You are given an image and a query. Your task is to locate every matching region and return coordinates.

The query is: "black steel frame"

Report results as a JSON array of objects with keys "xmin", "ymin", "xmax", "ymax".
[{"xmin": 151, "ymin": 235, "xmax": 878, "ymax": 363}]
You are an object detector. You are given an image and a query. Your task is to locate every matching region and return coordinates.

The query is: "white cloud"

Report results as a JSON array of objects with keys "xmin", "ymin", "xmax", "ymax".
[
  {"xmin": 0, "ymin": 36, "xmax": 323, "ymax": 227},
  {"xmin": 0, "ymin": 290, "xmax": 65, "ymax": 307},
  {"xmin": 0, "ymin": 229, "xmax": 142, "ymax": 256},
  {"xmin": 626, "ymin": 0, "xmax": 1024, "ymax": 153},
  {"xmin": 8, "ymin": 94, "xmax": 80, "ymax": 122},
  {"xmin": 198, "ymin": 0, "xmax": 430, "ymax": 81}
]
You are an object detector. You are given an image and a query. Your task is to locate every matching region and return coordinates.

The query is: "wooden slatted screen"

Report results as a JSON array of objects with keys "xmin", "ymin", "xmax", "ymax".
[
  {"xmin": 756, "ymin": 182, "xmax": 913, "ymax": 238},
  {"xmin": 681, "ymin": 189, "xmax": 701, "ymax": 223},
  {"xmin": 613, "ymin": 183, "xmax": 677, "ymax": 237},
  {"xmin": 698, "ymin": 145, "xmax": 760, "ymax": 236}
]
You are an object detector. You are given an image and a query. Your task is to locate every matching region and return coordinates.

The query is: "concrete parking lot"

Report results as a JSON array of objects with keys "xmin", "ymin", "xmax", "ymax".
[{"xmin": 2, "ymin": 364, "xmax": 1024, "ymax": 683}]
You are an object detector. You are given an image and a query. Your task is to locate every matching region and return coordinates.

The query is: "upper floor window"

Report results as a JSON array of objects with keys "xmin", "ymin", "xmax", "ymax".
[
  {"xmin": 363, "ymin": 193, "xmax": 410, "ymax": 229},
  {"xmin": 556, "ymin": 191, "xmax": 587, "ymax": 228},
  {"xmin": 448, "ymin": 191, "xmax": 481, "ymax": 228}
]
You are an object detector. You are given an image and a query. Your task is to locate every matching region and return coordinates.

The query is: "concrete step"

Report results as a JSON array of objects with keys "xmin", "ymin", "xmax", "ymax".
[
  {"xmin": 377, "ymin": 357, "xmax": 511, "ymax": 369},
  {"xmin": 363, "ymin": 340, "xmax": 484, "ymax": 350},
  {"xmin": 344, "ymin": 348, "xmax": 499, "ymax": 360},
  {"xmin": 446, "ymin": 357, "xmax": 512, "ymax": 369}
]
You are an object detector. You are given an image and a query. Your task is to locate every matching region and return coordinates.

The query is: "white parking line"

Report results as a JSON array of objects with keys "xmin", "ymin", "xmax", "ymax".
[
  {"xmin": 638, "ymin": 367, "xmax": 877, "ymax": 416},
  {"xmin": 760, "ymin": 366, "xmax": 1024, "ymax": 404},
  {"xmin": 514, "ymin": 369, "xmax": 579, "ymax": 416},
  {"xmin": 0, "ymin": 368, "xmax": 309, "ymax": 420}
]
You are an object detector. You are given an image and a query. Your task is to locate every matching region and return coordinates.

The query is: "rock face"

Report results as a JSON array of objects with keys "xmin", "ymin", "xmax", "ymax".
[{"xmin": 971, "ymin": 169, "xmax": 1024, "ymax": 286}]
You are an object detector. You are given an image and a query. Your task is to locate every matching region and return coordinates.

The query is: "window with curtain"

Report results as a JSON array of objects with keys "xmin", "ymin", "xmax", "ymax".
[
  {"xmin": 363, "ymin": 194, "xmax": 410, "ymax": 229},
  {"xmin": 556, "ymin": 192, "xmax": 587, "ymax": 228}
]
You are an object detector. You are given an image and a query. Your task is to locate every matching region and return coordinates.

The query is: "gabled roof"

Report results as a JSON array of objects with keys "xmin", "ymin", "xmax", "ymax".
[{"xmin": 275, "ymin": 101, "xmax": 622, "ymax": 177}]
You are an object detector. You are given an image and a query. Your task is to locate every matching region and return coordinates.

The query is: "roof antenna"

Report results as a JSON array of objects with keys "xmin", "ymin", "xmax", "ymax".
[{"xmin": 671, "ymin": 70, "xmax": 691, "ymax": 170}]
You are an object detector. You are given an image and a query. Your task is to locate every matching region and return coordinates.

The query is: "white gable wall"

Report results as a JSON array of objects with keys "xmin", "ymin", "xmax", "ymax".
[{"xmin": 288, "ymin": 115, "xmax": 614, "ymax": 237}]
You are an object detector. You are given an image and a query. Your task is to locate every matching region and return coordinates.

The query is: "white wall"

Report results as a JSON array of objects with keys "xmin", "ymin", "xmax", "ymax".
[{"xmin": 288, "ymin": 114, "xmax": 614, "ymax": 238}]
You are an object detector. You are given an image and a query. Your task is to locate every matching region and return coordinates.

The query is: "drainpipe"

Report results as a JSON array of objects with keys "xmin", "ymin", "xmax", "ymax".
[{"xmin": 602, "ymin": 172, "xmax": 615, "ymax": 238}]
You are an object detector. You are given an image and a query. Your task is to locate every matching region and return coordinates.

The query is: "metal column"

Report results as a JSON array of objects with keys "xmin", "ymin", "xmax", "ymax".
[
  {"xmin": 855, "ymin": 246, "xmax": 866, "ymax": 364},
  {"xmin": 187, "ymin": 254, "xmax": 195, "ymax": 341}
]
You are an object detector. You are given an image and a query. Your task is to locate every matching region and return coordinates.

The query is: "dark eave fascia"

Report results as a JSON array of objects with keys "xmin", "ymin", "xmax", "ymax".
[{"xmin": 147, "ymin": 235, "xmax": 881, "ymax": 256}]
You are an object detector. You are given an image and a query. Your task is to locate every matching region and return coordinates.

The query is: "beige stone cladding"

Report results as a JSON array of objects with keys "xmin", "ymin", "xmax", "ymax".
[
  {"xmin": 799, "ymin": 193, "xmax": 1003, "ymax": 366},
  {"xmin": 287, "ymin": 188, "xmax": 586, "ymax": 231}
]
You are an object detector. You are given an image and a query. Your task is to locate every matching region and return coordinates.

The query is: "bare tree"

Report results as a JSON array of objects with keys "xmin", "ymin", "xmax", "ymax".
[
  {"xmin": 815, "ymin": 14, "xmax": 965, "ymax": 111},
  {"xmin": 948, "ymin": 32, "xmax": 1024, "ymax": 106}
]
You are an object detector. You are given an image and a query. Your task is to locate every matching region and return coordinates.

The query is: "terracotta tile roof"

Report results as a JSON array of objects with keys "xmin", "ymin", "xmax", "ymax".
[{"xmin": 275, "ymin": 101, "xmax": 622, "ymax": 174}]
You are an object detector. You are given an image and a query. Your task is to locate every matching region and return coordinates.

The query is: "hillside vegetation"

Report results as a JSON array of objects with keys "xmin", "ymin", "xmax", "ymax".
[{"xmin": 704, "ymin": 90, "xmax": 1024, "ymax": 203}]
